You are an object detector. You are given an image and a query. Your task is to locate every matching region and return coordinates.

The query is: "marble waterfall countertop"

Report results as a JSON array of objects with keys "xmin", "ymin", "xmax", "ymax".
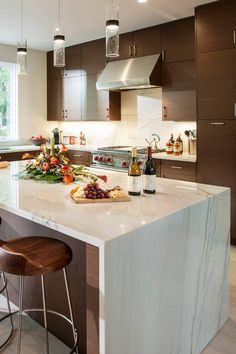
[
  {"xmin": 0, "ymin": 161, "xmax": 230, "ymax": 354},
  {"xmin": 0, "ymin": 161, "xmax": 227, "ymax": 247}
]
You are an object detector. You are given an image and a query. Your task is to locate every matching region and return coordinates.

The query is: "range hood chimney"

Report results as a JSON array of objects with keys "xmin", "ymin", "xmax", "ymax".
[{"xmin": 96, "ymin": 54, "xmax": 162, "ymax": 91}]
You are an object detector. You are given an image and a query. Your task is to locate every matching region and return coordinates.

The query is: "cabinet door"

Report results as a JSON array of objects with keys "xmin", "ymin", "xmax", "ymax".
[
  {"xmin": 162, "ymin": 60, "xmax": 196, "ymax": 121},
  {"xmin": 132, "ymin": 26, "xmax": 161, "ymax": 57},
  {"xmin": 64, "ymin": 44, "xmax": 82, "ymax": 77},
  {"xmin": 198, "ymin": 49, "xmax": 236, "ymax": 120},
  {"xmin": 67, "ymin": 151, "xmax": 91, "ymax": 166},
  {"xmin": 197, "ymin": 120, "xmax": 236, "ymax": 244},
  {"xmin": 196, "ymin": 1, "xmax": 236, "ymax": 53},
  {"xmin": 47, "ymin": 51, "xmax": 62, "ymax": 80},
  {"xmin": 161, "ymin": 17, "xmax": 195, "ymax": 62},
  {"xmin": 81, "ymin": 39, "xmax": 106, "ymax": 74},
  {"xmin": 64, "ymin": 77, "xmax": 82, "ymax": 121},
  {"xmin": 47, "ymin": 79, "xmax": 64, "ymax": 121}
]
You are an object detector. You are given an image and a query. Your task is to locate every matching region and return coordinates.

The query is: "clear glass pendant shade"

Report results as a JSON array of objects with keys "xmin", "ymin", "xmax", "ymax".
[
  {"xmin": 106, "ymin": 4, "xmax": 119, "ymax": 58},
  {"xmin": 17, "ymin": 40, "xmax": 27, "ymax": 75},
  {"xmin": 54, "ymin": 26, "xmax": 65, "ymax": 67}
]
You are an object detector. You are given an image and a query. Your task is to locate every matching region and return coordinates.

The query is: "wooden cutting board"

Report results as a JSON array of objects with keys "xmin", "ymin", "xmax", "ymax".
[{"xmin": 71, "ymin": 194, "xmax": 131, "ymax": 204}]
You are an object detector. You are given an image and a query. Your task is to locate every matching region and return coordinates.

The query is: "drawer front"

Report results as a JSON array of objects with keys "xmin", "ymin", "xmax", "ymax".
[
  {"xmin": 0, "ymin": 151, "xmax": 37, "ymax": 162},
  {"xmin": 161, "ymin": 172, "xmax": 196, "ymax": 182},
  {"xmin": 67, "ymin": 151, "xmax": 91, "ymax": 166},
  {"xmin": 161, "ymin": 160, "xmax": 196, "ymax": 179},
  {"xmin": 153, "ymin": 159, "xmax": 161, "ymax": 177}
]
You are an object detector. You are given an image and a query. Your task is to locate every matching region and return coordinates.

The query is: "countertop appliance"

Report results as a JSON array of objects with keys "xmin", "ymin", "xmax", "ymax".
[{"xmin": 91, "ymin": 146, "xmax": 148, "ymax": 172}]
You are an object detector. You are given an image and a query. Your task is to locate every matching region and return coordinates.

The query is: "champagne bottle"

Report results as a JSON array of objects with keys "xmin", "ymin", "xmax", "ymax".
[
  {"xmin": 176, "ymin": 133, "xmax": 183, "ymax": 154},
  {"xmin": 128, "ymin": 147, "xmax": 141, "ymax": 196},
  {"xmin": 143, "ymin": 147, "xmax": 156, "ymax": 194}
]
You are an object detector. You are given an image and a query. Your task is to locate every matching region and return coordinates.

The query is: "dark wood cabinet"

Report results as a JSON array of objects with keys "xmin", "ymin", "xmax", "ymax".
[
  {"xmin": 81, "ymin": 74, "xmax": 120, "ymax": 121},
  {"xmin": 161, "ymin": 16, "xmax": 195, "ymax": 63},
  {"xmin": 0, "ymin": 151, "xmax": 38, "ymax": 162},
  {"xmin": 162, "ymin": 60, "xmax": 196, "ymax": 121},
  {"xmin": 81, "ymin": 38, "xmax": 106, "ymax": 74},
  {"xmin": 154, "ymin": 159, "xmax": 161, "ymax": 177},
  {"xmin": 196, "ymin": 0, "xmax": 236, "ymax": 53},
  {"xmin": 197, "ymin": 49, "xmax": 236, "ymax": 120},
  {"xmin": 47, "ymin": 79, "xmax": 63, "ymax": 121},
  {"xmin": 67, "ymin": 150, "xmax": 92, "ymax": 166},
  {"xmin": 64, "ymin": 44, "xmax": 82, "ymax": 77},
  {"xmin": 161, "ymin": 160, "xmax": 196, "ymax": 182},
  {"xmin": 107, "ymin": 26, "xmax": 161, "ymax": 61},
  {"xmin": 47, "ymin": 51, "xmax": 62, "ymax": 80},
  {"xmin": 197, "ymin": 120, "xmax": 236, "ymax": 244}
]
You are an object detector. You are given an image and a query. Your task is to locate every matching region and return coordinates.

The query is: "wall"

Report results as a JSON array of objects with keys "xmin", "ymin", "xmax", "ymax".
[
  {"xmin": 54, "ymin": 88, "xmax": 196, "ymax": 152},
  {"xmin": 0, "ymin": 43, "xmax": 49, "ymax": 146}
]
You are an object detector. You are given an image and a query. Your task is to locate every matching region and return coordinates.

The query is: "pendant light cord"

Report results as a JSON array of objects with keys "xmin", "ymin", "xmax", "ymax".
[
  {"xmin": 21, "ymin": 0, "xmax": 23, "ymax": 42},
  {"xmin": 58, "ymin": 0, "xmax": 61, "ymax": 26}
]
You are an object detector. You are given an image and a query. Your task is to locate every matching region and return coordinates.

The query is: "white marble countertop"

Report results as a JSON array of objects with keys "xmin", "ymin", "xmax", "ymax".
[
  {"xmin": 0, "ymin": 161, "xmax": 227, "ymax": 247},
  {"xmin": 152, "ymin": 152, "xmax": 196, "ymax": 163}
]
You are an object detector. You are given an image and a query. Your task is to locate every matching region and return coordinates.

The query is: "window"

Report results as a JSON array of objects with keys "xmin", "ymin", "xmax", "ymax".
[{"xmin": 0, "ymin": 62, "xmax": 18, "ymax": 141}]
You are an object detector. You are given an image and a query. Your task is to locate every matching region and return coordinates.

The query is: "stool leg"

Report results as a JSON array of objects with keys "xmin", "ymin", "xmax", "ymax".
[
  {"xmin": 41, "ymin": 275, "xmax": 49, "ymax": 354},
  {"xmin": 2, "ymin": 272, "xmax": 13, "ymax": 330},
  {"xmin": 17, "ymin": 276, "xmax": 24, "ymax": 354},
  {"xmin": 63, "ymin": 268, "xmax": 78, "ymax": 353}
]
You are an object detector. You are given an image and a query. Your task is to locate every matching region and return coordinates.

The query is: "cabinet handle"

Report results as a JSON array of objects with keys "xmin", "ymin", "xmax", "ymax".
[
  {"xmin": 171, "ymin": 166, "xmax": 184, "ymax": 170},
  {"xmin": 64, "ymin": 69, "xmax": 67, "ymax": 77},
  {"xmin": 234, "ymin": 30, "xmax": 236, "ymax": 45},
  {"xmin": 64, "ymin": 109, "xmax": 68, "ymax": 119},
  {"xmin": 129, "ymin": 46, "xmax": 133, "ymax": 57},
  {"xmin": 133, "ymin": 45, "xmax": 137, "ymax": 56},
  {"xmin": 163, "ymin": 106, "xmax": 167, "ymax": 118},
  {"xmin": 161, "ymin": 49, "xmax": 165, "ymax": 62},
  {"xmin": 62, "ymin": 110, "xmax": 64, "ymax": 119},
  {"xmin": 74, "ymin": 154, "xmax": 84, "ymax": 158},
  {"xmin": 210, "ymin": 122, "xmax": 225, "ymax": 125}
]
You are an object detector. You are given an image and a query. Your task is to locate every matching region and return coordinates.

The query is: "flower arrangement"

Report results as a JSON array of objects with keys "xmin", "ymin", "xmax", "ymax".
[{"xmin": 19, "ymin": 144, "xmax": 106, "ymax": 184}]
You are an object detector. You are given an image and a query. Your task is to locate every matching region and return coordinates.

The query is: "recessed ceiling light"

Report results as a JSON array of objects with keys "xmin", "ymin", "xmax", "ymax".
[{"xmin": 138, "ymin": 0, "xmax": 148, "ymax": 3}]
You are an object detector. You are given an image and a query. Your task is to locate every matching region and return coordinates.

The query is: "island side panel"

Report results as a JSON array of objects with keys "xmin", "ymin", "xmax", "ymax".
[
  {"xmin": 0, "ymin": 209, "xmax": 99, "ymax": 354},
  {"xmin": 104, "ymin": 190, "xmax": 230, "ymax": 354}
]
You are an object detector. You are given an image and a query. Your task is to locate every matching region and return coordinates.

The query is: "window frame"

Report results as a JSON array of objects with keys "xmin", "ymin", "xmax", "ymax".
[{"xmin": 0, "ymin": 61, "xmax": 18, "ymax": 142}]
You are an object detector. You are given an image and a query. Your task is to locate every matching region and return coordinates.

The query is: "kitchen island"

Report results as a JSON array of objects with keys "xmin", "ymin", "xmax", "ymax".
[{"xmin": 0, "ymin": 162, "xmax": 230, "ymax": 354}]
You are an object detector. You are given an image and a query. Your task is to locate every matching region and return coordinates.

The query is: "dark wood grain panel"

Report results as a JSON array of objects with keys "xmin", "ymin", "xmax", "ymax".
[
  {"xmin": 0, "ymin": 151, "xmax": 38, "ymax": 162},
  {"xmin": 81, "ymin": 38, "xmax": 106, "ymax": 74},
  {"xmin": 47, "ymin": 79, "xmax": 64, "ymax": 121},
  {"xmin": 197, "ymin": 120, "xmax": 236, "ymax": 245},
  {"xmin": 196, "ymin": 0, "xmax": 236, "ymax": 53},
  {"xmin": 0, "ymin": 208, "xmax": 100, "ymax": 353},
  {"xmin": 197, "ymin": 49, "xmax": 236, "ymax": 119},
  {"xmin": 65, "ymin": 44, "xmax": 82, "ymax": 77},
  {"xmin": 67, "ymin": 150, "xmax": 92, "ymax": 166},
  {"xmin": 162, "ymin": 60, "xmax": 196, "ymax": 121},
  {"xmin": 133, "ymin": 25, "xmax": 161, "ymax": 57},
  {"xmin": 161, "ymin": 16, "xmax": 195, "ymax": 62},
  {"xmin": 161, "ymin": 160, "xmax": 196, "ymax": 178},
  {"xmin": 153, "ymin": 159, "xmax": 161, "ymax": 177},
  {"xmin": 47, "ymin": 51, "xmax": 63, "ymax": 80}
]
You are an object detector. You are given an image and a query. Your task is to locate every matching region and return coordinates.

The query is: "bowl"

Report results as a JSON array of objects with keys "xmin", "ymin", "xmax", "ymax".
[{"xmin": 30, "ymin": 139, "xmax": 47, "ymax": 146}]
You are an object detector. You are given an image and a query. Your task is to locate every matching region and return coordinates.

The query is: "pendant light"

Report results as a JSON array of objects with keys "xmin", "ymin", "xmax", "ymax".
[
  {"xmin": 54, "ymin": 0, "xmax": 65, "ymax": 67},
  {"xmin": 17, "ymin": 0, "xmax": 27, "ymax": 75},
  {"xmin": 106, "ymin": 0, "xmax": 119, "ymax": 58}
]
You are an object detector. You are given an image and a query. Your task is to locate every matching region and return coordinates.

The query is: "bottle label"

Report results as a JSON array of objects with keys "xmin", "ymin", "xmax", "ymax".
[
  {"xmin": 127, "ymin": 176, "xmax": 141, "ymax": 193},
  {"xmin": 143, "ymin": 175, "xmax": 156, "ymax": 191}
]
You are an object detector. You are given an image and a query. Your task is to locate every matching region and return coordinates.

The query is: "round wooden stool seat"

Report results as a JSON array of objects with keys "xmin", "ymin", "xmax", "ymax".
[{"xmin": 0, "ymin": 236, "xmax": 72, "ymax": 276}]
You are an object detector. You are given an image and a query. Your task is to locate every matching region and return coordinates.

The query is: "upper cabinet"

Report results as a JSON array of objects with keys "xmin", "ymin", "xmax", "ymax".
[
  {"xmin": 196, "ymin": 1, "xmax": 236, "ymax": 53},
  {"xmin": 47, "ymin": 51, "xmax": 62, "ymax": 80},
  {"xmin": 81, "ymin": 38, "xmax": 106, "ymax": 74},
  {"xmin": 107, "ymin": 26, "xmax": 161, "ymax": 61},
  {"xmin": 161, "ymin": 17, "xmax": 195, "ymax": 62},
  {"xmin": 64, "ymin": 45, "xmax": 81, "ymax": 77}
]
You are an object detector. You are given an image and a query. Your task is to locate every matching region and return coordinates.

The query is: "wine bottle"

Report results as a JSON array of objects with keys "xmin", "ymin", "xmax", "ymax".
[
  {"xmin": 143, "ymin": 147, "xmax": 156, "ymax": 194},
  {"xmin": 176, "ymin": 133, "xmax": 183, "ymax": 154},
  {"xmin": 128, "ymin": 147, "xmax": 141, "ymax": 196}
]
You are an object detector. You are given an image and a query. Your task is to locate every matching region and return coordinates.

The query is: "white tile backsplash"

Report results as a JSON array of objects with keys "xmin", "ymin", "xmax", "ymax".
[{"xmin": 49, "ymin": 88, "xmax": 196, "ymax": 152}]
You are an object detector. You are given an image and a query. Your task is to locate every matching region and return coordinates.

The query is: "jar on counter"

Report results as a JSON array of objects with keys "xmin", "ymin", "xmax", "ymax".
[
  {"xmin": 173, "ymin": 141, "xmax": 181, "ymax": 156},
  {"xmin": 69, "ymin": 136, "xmax": 77, "ymax": 145},
  {"xmin": 166, "ymin": 141, "xmax": 173, "ymax": 154},
  {"xmin": 63, "ymin": 136, "xmax": 70, "ymax": 145}
]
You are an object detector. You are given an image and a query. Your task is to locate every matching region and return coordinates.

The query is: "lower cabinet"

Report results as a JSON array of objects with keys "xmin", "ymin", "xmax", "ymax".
[
  {"xmin": 197, "ymin": 119, "xmax": 236, "ymax": 245},
  {"xmin": 0, "ymin": 151, "xmax": 38, "ymax": 162},
  {"xmin": 154, "ymin": 159, "xmax": 196, "ymax": 182},
  {"xmin": 67, "ymin": 150, "xmax": 92, "ymax": 166}
]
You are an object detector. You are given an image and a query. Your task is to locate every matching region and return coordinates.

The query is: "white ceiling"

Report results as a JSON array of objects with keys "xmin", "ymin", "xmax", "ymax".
[{"xmin": 0, "ymin": 0, "xmax": 215, "ymax": 52}]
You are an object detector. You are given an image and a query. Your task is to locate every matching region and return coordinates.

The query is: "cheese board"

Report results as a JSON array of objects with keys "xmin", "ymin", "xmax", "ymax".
[{"xmin": 71, "ymin": 194, "xmax": 131, "ymax": 204}]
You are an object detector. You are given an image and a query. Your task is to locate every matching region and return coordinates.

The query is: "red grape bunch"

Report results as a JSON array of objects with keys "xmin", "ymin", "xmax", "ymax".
[{"xmin": 83, "ymin": 182, "xmax": 109, "ymax": 199}]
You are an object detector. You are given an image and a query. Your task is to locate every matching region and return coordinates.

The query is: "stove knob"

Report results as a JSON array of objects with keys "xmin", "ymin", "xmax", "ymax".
[
  {"xmin": 99, "ymin": 156, "xmax": 104, "ymax": 162},
  {"xmin": 121, "ymin": 160, "xmax": 128, "ymax": 168},
  {"xmin": 107, "ymin": 156, "xmax": 113, "ymax": 163},
  {"xmin": 94, "ymin": 155, "xmax": 99, "ymax": 161}
]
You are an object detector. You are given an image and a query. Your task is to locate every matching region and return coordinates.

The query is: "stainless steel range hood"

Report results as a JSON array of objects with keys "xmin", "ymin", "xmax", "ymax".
[{"xmin": 96, "ymin": 54, "xmax": 162, "ymax": 91}]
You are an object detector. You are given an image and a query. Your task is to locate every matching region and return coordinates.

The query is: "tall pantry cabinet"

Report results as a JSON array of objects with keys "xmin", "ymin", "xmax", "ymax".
[{"xmin": 196, "ymin": 0, "xmax": 236, "ymax": 244}]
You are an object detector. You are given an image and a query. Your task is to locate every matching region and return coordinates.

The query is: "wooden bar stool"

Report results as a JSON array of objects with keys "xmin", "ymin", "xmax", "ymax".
[{"xmin": 0, "ymin": 236, "xmax": 79, "ymax": 354}]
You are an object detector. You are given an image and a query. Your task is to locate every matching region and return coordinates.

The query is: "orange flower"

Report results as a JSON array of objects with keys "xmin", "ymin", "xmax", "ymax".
[
  {"xmin": 60, "ymin": 144, "xmax": 68, "ymax": 153},
  {"xmin": 50, "ymin": 157, "xmax": 59, "ymax": 165},
  {"xmin": 63, "ymin": 174, "xmax": 74, "ymax": 184},
  {"xmin": 61, "ymin": 165, "xmax": 72, "ymax": 174}
]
